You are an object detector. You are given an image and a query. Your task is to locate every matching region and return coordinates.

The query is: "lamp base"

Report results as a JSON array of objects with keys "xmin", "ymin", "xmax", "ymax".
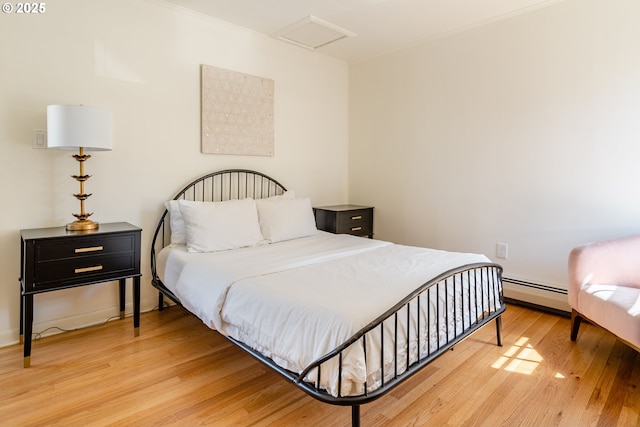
[{"xmin": 66, "ymin": 219, "xmax": 99, "ymax": 231}]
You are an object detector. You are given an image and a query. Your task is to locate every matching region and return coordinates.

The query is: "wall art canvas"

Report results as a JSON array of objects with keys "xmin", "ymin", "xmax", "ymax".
[{"xmin": 201, "ymin": 64, "xmax": 274, "ymax": 156}]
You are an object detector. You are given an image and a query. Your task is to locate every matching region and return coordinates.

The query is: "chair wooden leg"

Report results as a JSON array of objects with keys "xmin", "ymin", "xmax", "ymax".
[{"xmin": 570, "ymin": 309, "xmax": 582, "ymax": 341}]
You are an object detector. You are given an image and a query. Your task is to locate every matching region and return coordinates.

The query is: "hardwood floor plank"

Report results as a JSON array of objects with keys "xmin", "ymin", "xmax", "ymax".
[
  {"xmin": 597, "ymin": 342, "xmax": 634, "ymax": 427},
  {"xmin": 1, "ymin": 303, "xmax": 638, "ymax": 426}
]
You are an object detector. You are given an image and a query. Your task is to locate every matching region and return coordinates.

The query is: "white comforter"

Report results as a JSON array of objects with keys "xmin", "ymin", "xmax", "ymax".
[{"xmin": 159, "ymin": 232, "xmax": 496, "ymax": 396}]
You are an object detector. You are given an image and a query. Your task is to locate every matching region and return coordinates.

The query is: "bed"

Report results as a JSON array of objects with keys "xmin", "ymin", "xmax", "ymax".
[{"xmin": 150, "ymin": 169, "xmax": 505, "ymax": 426}]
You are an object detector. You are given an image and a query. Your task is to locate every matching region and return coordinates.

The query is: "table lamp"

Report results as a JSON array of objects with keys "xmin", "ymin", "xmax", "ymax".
[{"xmin": 47, "ymin": 105, "xmax": 113, "ymax": 231}]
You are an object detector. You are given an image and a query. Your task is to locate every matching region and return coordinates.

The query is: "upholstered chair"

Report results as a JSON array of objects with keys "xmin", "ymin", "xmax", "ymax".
[{"xmin": 568, "ymin": 235, "xmax": 640, "ymax": 352}]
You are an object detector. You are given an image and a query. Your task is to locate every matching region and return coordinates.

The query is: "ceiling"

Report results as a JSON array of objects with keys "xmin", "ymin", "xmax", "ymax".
[{"xmin": 163, "ymin": 0, "xmax": 563, "ymax": 63}]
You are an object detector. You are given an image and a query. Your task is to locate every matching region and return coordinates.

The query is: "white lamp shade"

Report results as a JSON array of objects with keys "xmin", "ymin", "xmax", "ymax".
[{"xmin": 47, "ymin": 105, "xmax": 113, "ymax": 151}]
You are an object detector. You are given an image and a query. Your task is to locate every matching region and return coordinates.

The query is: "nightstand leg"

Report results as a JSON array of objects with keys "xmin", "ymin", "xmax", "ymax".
[
  {"xmin": 133, "ymin": 276, "xmax": 140, "ymax": 337},
  {"xmin": 118, "ymin": 279, "xmax": 126, "ymax": 320},
  {"xmin": 19, "ymin": 285, "xmax": 23, "ymax": 345},
  {"xmin": 23, "ymin": 294, "xmax": 33, "ymax": 368}
]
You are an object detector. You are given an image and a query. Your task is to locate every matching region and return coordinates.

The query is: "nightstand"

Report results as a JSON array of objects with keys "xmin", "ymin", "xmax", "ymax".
[
  {"xmin": 19, "ymin": 222, "xmax": 142, "ymax": 367},
  {"xmin": 314, "ymin": 205, "xmax": 374, "ymax": 238}
]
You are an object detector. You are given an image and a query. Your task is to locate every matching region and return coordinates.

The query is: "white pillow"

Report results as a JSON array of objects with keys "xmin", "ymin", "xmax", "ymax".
[
  {"xmin": 165, "ymin": 200, "xmax": 186, "ymax": 245},
  {"xmin": 164, "ymin": 192, "xmax": 292, "ymax": 246},
  {"xmin": 256, "ymin": 197, "xmax": 317, "ymax": 243},
  {"xmin": 178, "ymin": 198, "xmax": 265, "ymax": 252}
]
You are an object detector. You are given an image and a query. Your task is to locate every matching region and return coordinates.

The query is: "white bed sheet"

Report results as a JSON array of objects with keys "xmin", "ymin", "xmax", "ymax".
[{"xmin": 157, "ymin": 232, "xmax": 499, "ymax": 397}]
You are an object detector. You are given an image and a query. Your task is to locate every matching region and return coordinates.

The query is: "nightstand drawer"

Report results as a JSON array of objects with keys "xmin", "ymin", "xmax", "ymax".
[
  {"xmin": 33, "ymin": 253, "xmax": 137, "ymax": 290},
  {"xmin": 335, "ymin": 209, "xmax": 373, "ymax": 235},
  {"xmin": 36, "ymin": 233, "xmax": 136, "ymax": 261}
]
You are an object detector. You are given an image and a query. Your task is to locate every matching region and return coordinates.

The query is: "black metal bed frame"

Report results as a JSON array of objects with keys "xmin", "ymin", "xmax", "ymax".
[{"xmin": 150, "ymin": 169, "xmax": 505, "ymax": 426}]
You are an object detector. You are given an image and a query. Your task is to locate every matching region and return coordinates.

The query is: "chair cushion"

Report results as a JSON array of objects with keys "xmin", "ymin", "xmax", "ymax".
[{"xmin": 577, "ymin": 284, "xmax": 640, "ymax": 348}]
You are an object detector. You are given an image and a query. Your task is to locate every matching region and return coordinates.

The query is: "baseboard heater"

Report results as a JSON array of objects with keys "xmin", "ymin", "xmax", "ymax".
[
  {"xmin": 503, "ymin": 276, "xmax": 567, "ymax": 295},
  {"xmin": 502, "ymin": 275, "xmax": 570, "ymax": 317}
]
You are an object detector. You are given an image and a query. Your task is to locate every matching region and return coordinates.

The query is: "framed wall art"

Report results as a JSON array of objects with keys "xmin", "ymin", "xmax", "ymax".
[{"xmin": 201, "ymin": 64, "xmax": 274, "ymax": 156}]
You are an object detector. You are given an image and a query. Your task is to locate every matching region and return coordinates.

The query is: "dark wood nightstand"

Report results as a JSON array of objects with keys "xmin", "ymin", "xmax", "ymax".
[
  {"xmin": 19, "ymin": 222, "xmax": 141, "ymax": 367},
  {"xmin": 314, "ymin": 205, "xmax": 374, "ymax": 238}
]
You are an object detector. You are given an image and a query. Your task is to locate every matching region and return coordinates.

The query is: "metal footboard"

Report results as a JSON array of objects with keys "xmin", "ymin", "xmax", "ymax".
[
  {"xmin": 297, "ymin": 263, "xmax": 503, "ymax": 401},
  {"xmin": 229, "ymin": 263, "xmax": 504, "ymax": 426}
]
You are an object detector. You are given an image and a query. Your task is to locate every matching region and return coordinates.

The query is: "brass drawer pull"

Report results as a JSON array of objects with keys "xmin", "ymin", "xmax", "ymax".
[
  {"xmin": 75, "ymin": 265, "xmax": 103, "ymax": 274},
  {"xmin": 351, "ymin": 215, "xmax": 363, "ymax": 220},
  {"xmin": 351, "ymin": 226, "xmax": 362, "ymax": 232},
  {"xmin": 75, "ymin": 246, "xmax": 104, "ymax": 254}
]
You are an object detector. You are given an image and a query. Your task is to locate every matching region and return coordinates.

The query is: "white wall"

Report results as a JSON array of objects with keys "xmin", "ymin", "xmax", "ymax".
[
  {"xmin": 349, "ymin": 0, "xmax": 640, "ymax": 307},
  {"xmin": 0, "ymin": 0, "xmax": 349, "ymax": 346}
]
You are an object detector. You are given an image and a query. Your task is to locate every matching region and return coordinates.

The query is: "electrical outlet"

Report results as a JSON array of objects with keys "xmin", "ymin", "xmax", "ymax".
[{"xmin": 496, "ymin": 243, "xmax": 508, "ymax": 259}]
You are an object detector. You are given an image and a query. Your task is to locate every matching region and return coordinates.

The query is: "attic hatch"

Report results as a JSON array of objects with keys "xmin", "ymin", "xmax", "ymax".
[{"xmin": 272, "ymin": 15, "xmax": 356, "ymax": 51}]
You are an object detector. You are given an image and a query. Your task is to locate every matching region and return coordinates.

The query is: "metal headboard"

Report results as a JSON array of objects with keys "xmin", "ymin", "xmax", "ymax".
[{"xmin": 150, "ymin": 169, "xmax": 287, "ymax": 290}]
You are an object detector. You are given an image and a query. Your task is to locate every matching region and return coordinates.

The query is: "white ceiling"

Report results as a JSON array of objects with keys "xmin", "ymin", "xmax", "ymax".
[{"xmin": 163, "ymin": 0, "xmax": 564, "ymax": 63}]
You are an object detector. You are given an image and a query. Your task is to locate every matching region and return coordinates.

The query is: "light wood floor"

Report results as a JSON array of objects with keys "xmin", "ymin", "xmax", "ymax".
[{"xmin": 1, "ymin": 303, "xmax": 638, "ymax": 426}]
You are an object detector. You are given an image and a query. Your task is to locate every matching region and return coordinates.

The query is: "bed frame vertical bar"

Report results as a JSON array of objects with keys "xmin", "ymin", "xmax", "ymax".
[
  {"xmin": 380, "ymin": 323, "xmax": 384, "ymax": 388},
  {"xmin": 406, "ymin": 301, "xmax": 410, "ymax": 370},
  {"xmin": 436, "ymin": 283, "xmax": 441, "ymax": 351},
  {"xmin": 481, "ymin": 267, "xmax": 487, "ymax": 320},
  {"xmin": 467, "ymin": 274, "xmax": 472, "ymax": 327},
  {"xmin": 417, "ymin": 294, "xmax": 421, "ymax": 360},
  {"xmin": 426, "ymin": 289, "xmax": 431, "ymax": 356},
  {"xmin": 219, "ymin": 173, "xmax": 223, "ymax": 201},
  {"xmin": 362, "ymin": 334, "xmax": 368, "ymax": 394},
  {"xmin": 243, "ymin": 171, "xmax": 248, "ymax": 198},
  {"xmin": 394, "ymin": 313, "xmax": 398, "ymax": 379},
  {"xmin": 461, "ymin": 272, "xmax": 466, "ymax": 336},
  {"xmin": 453, "ymin": 276, "xmax": 457, "ymax": 338},
  {"xmin": 445, "ymin": 278, "xmax": 450, "ymax": 343},
  {"xmin": 338, "ymin": 353, "xmax": 343, "ymax": 397},
  {"xmin": 254, "ymin": 173, "xmax": 258, "ymax": 198}
]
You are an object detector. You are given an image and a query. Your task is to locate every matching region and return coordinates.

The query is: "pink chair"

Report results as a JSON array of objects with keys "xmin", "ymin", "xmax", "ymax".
[{"xmin": 568, "ymin": 235, "xmax": 640, "ymax": 352}]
